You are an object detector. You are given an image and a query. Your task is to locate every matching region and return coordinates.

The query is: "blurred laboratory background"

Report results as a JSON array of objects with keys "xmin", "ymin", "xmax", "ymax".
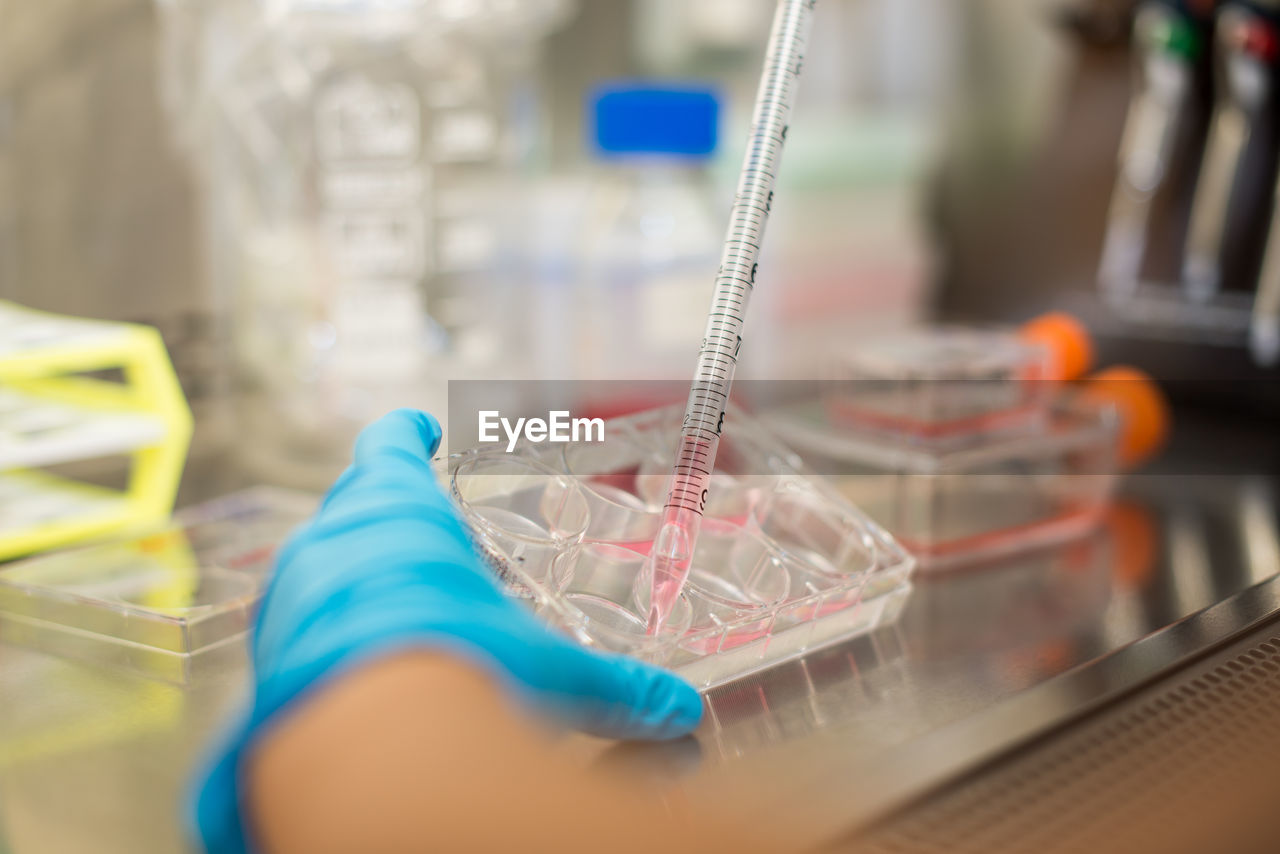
[
  {"xmin": 7, "ymin": 0, "xmax": 1277, "ymax": 490},
  {"xmin": 3, "ymin": 0, "xmax": 1017, "ymax": 487}
]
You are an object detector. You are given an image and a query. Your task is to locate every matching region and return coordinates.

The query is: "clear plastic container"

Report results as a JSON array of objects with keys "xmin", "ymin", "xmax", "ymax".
[
  {"xmin": 768, "ymin": 395, "xmax": 1119, "ymax": 571},
  {"xmin": 828, "ymin": 326, "xmax": 1054, "ymax": 441},
  {"xmin": 448, "ymin": 403, "xmax": 915, "ymax": 690},
  {"xmin": 0, "ymin": 488, "xmax": 317, "ymax": 682},
  {"xmin": 156, "ymin": 0, "xmax": 573, "ymax": 487},
  {"xmin": 767, "ymin": 324, "xmax": 1123, "ymax": 571}
]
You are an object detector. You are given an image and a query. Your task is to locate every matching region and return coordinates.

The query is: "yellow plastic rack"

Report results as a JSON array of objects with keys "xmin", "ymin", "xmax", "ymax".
[{"xmin": 0, "ymin": 301, "xmax": 193, "ymax": 560}]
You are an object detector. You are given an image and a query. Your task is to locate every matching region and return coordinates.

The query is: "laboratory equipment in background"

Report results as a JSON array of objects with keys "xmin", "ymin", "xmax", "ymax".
[
  {"xmin": 575, "ymin": 83, "xmax": 722, "ymax": 385},
  {"xmin": 0, "ymin": 488, "xmax": 315, "ymax": 683},
  {"xmin": 937, "ymin": 0, "xmax": 1280, "ymax": 424},
  {"xmin": 1182, "ymin": 0, "xmax": 1280, "ymax": 301},
  {"xmin": 1090, "ymin": 0, "xmax": 1280, "ymax": 391},
  {"xmin": 0, "ymin": 302, "xmax": 192, "ymax": 561},
  {"xmin": 155, "ymin": 0, "xmax": 573, "ymax": 488},
  {"xmin": 447, "ymin": 403, "xmax": 914, "ymax": 690},
  {"xmin": 1247, "ymin": 23, "xmax": 1280, "ymax": 367},
  {"xmin": 1253, "ymin": 177, "xmax": 1280, "ymax": 364},
  {"xmin": 1099, "ymin": 0, "xmax": 1215, "ymax": 294},
  {"xmin": 767, "ymin": 316, "xmax": 1170, "ymax": 570}
]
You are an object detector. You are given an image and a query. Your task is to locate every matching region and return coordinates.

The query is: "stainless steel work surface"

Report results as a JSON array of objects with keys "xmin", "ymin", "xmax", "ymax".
[
  {"xmin": 851, "ymin": 610, "xmax": 1280, "ymax": 853},
  {"xmin": 1, "ymin": 470, "xmax": 1278, "ymax": 853}
]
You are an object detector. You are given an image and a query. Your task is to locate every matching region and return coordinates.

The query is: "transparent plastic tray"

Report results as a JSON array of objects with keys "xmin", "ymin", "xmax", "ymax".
[
  {"xmin": 767, "ymin": 397, "xmax": 1118, "ymax": 571},
  {"xmin": 829, "ymin": 327, "xmax": 1052, "ymax": 441},
  {"xmin": 0, "ymin": 487, "xmax": 316, "ymax": 682},
  {"xmin": 448, "ymin": 405, "xmax": 915, "ymax": 691}
]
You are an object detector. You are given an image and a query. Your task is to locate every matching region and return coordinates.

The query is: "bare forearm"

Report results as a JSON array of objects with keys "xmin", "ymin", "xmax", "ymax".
[{"xmin": 248, "ymin": 652, "xmax": 799, "ymax": 854}]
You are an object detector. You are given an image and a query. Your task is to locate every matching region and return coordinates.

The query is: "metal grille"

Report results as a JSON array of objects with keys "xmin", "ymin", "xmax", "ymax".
[{"xmin": 852, "ymin": 627, "xmax": 1280, "ymax": 854}]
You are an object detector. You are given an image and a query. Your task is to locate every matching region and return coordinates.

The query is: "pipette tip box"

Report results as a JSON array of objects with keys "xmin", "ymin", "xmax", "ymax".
[{"xmin": 448, "ymin": 404, "xmax": 915, "ymax": 691}]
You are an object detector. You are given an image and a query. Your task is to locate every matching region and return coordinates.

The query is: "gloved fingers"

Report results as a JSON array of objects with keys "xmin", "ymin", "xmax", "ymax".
[
  {"xmin": 518, "ymin": 632, "xmax": 704, "ymax": 741},
  {"xmin": 353, "ymin": 408, "xmax": 443, "ymax": 466}
]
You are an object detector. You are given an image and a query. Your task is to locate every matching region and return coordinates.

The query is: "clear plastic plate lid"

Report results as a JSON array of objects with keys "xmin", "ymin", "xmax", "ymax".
[
  {"xmin": 832, "ymin": 327, "xmax": 1054, "ymax": 440},
  {"xmin": 843, "ymin": 327, "xmax": 1045, "ymax": 382},
  {"xmin": 0, "ymin": 487, "xmax": 317, "ymax": 672}
]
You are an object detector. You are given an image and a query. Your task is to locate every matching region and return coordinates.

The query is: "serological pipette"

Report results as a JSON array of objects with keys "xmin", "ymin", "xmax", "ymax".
[{"xmin": 646, "ymin": 0, "xmax": 817, "ymax": 632}]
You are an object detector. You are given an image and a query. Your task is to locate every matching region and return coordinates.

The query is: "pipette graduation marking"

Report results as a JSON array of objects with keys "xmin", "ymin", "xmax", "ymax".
[{"xmin": 646, "ymin": 0, "xmax": 816, "ymax": 632}]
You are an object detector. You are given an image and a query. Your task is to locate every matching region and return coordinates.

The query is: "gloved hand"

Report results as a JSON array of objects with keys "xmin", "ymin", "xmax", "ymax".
[{"xmin": 191, "ymin": 409, "xmax": 703, "ymax": 854}]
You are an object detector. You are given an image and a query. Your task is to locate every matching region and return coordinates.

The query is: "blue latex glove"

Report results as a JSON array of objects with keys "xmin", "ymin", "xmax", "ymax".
[{"xmin": 190, "ymin": 409, "xmax": 703, "ymax": 854}]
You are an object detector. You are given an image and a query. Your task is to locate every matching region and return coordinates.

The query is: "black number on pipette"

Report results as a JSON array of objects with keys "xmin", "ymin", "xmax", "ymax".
[
  {"xmin": 734, "ymin": 335, "xmax": 742, "ymax": 357},
  {"xmin": 700, "ymin": 489, "xmax": 709, "ymax": 512}
]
